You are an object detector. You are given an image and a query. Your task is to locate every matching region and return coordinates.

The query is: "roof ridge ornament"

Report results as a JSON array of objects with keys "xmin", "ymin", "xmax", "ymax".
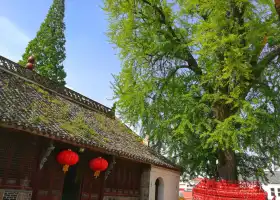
[{"xmin": 25, "ymin": 56, "xmax": 35, "ymax": 70}]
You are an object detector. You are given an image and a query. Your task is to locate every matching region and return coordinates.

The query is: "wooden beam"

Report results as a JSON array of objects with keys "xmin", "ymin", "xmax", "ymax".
[
  {"xmin": 0, "ymin": 124, "xmax": 180, "ymax": 172},
  {"xmin": 31, "ymin": 140, "xmax": 44, "ymax": 200}
]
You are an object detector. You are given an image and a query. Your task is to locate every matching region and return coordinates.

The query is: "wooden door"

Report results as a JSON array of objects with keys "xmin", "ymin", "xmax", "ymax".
[
  {"xmin": 36, "ymin": 153, "xmax": 65, "ymax": 200},
  {"xmin": 80, "ymin": 170, "xmax": 102, "ymax": 200}
]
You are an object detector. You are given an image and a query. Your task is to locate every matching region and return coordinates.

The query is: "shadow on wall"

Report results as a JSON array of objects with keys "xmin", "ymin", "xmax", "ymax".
[{"xmin": 155, "ymin": 177, "xmax": 164, "ymax": 200}]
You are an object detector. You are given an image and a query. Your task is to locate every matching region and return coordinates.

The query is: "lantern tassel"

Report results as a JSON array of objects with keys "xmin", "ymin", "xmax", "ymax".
[
  {"xmin": 63, "ymin": 164, "xmax": 69, "ymax": 173},
  {"xmin": 94, "ymin": 171, "xmax": 100, "ymax": 178}
]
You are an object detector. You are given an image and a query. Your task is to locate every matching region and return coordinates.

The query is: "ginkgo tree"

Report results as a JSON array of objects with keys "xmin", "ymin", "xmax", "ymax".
[{"xmin": 104, "ymin": 0, "xmax": 280, "ymax": 181}]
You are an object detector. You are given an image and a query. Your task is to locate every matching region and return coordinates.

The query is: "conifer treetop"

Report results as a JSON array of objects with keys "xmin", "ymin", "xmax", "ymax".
[{"xmin": 19, "ymin": 0, "xmax": 66, "ymax": 85}]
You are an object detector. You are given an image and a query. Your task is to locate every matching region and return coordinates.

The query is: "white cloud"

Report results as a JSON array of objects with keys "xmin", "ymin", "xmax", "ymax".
[{"xmin": 0, "ymin": 16, "xmax": 30, "ymax": 62}]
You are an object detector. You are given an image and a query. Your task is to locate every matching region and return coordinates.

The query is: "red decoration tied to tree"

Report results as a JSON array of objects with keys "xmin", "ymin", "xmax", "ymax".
[
  {"xmin": 193, "ymin": 178, "xmax": 267, "ymax": 200},
  {"xmin": 89, "ymin": 157, "xmax": 108, "ymax": 178},
  {"xmin": 57, "ymin": 149, "xmax": 79, "ymax": 173}
]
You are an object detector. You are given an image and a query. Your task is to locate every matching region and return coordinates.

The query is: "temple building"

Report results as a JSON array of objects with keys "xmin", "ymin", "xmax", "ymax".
[{"xmin": 0, "ymin": 55, "xmax": 180, "ymax": 200}]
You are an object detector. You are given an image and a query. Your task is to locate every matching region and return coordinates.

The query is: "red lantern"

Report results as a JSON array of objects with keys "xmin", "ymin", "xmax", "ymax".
[
  {"xmin": 89, "ymin": 157, "xmax": 108, "ymax": 178},
  {"xmin": 57, "ymin": 149, "xmax": 79, "ymax": 173}
]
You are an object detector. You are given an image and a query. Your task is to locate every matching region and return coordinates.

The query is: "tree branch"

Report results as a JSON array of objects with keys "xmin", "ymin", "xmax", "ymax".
[
  {"xmin": 168, "ymin": 65, "xmax": 190, "ymax": 78},
  {"xmin": 181, "ymin": 52, "xmax": 202, "ymax": 75},
  {"xmin": 251, "ymin": 0, "xmax": 280, "ymax": 69},
  {"xmin": 141, "ymin": 0, "xmax": 201, "ymax": 76},
  {"xmin": 254, "ymin": 46, "xmax": 280, "ymax": 78},
  {"xmin": 275, "ymin": 0, "xmax": 280, "ymax": 19},
  {"xmin": 241, "ymin": 46, "xmax": 280, "ymax": 100},
  {"xmin": 250, "ymin": 35, "xmax": 268, "ymax": 67},
  {"xmin": 159, "ymin": 65, "xmax": 194, "ymax": 93}
]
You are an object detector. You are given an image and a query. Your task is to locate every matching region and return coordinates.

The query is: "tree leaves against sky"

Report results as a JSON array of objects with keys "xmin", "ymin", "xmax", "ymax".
[
  {"xmin": 19, "ymin": 0, "xmax": 67, "ymax": 85},
  {"xmin": 104, "ymin": 0, "xmax": 280, "ymax": 181}
]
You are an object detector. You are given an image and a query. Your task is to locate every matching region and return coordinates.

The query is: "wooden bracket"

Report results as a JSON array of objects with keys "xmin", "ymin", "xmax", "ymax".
[
  {"xmin": 105, "ymin": 156, "xmax": 116, "ymax": 180},
  {"xmin": 39, "ymin": 141, "xmax": 55, "ymax": 170}
]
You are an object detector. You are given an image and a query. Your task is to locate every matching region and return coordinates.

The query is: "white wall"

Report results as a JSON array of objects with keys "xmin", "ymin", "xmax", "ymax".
[
  {"xmin": 262, "ymin": 184, "xmax": 280, "ymax": 200},
  {"xmin": 179, "ymin": 179, "xmax": 201, "ymax": 192},
  {"xmin": 149, "ymin": 165, "xmax": 180, "ymax": 200}
]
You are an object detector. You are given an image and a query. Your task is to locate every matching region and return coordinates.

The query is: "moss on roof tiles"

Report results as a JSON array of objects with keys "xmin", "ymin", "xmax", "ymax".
[{"xmin": 0, "ymin": 68, "xmax": 178, "ymax": 170}]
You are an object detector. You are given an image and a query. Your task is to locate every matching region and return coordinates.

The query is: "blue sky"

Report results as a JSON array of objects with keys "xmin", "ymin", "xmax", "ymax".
[{"xmin": 0, "ymin": 0, "xmax": 121, "ymax": 108}]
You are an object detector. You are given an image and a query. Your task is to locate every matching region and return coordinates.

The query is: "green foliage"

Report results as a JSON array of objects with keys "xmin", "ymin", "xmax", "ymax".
[
  {"xmin": 104, "ymin": 0, "xmax": 280, "ymax": 180},
  {"xmin": 19, "ymin": 0, "xmax": 67, "ymax": 85}
]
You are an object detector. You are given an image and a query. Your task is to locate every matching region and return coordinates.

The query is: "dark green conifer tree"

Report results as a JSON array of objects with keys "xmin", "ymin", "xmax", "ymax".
[{"xmin": 19, "ymin": 0, "xmax": 66, "ymax": 85}]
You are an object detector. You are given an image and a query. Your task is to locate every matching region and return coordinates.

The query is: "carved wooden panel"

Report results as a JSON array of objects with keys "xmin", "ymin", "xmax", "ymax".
[
  {"xmin": 104, "ymin": 159, "xmax": 141, "ymax": 197},
  {"xmin": 81, "ymin": 173, "xmax": 101, "ymax": 200},
  {"xmin": 0, "ymin": 190, "xmax": 32, "ymax": 200},
  {"xmin": 0, "ymin": 130, "xmax": 38, "ymax": 188},
  {"xmin": 36, "ymin": 153, "xmax": 64, "ymax": 200}
]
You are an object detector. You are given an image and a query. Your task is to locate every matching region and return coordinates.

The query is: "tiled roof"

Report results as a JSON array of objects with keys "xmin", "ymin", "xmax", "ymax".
[
  {"xmin": 265, "ymin": 171, "xmax": 280, "ymax": 184},
  {"xmin": 0, "ymin": 55, "xmax": 179, "ymax": 170},
  {"xmin": 239, "ymin": 171, "xmax": 280, "ymax": 184}
]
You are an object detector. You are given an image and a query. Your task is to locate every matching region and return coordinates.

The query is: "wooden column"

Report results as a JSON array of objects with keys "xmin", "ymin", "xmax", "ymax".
[
  {"xmin": 98, "ymin": 172, "xmax": 105, "ymax": 200},
  {"xmin": 3, "ymin": 140, "xmax": 15, "ymax": 185},
  {"xmin": 31, "ymin": 140, "xmax": 45, "ymax": 200}
]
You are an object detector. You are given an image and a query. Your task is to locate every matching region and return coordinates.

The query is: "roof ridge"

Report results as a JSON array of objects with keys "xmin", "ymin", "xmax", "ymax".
[
  {"xmin": 0, "ymin": 55, "xmax": 114, "ymax": 117},
  {"xmin": 112, "ymin": 120, "xmax": 179, "ymax": 168},
  {"xmin": 146, "ymin": 146, "xmax": 181, "ymax": 169}
]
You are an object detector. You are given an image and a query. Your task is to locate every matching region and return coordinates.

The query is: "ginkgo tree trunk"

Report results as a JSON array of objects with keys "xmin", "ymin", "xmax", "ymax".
[
  {"xmin": 275, "ymin": 0, "xmax": 280, "ymax": 16},
  {"xmin": 104, "ymin": 0, "xmax": 280, "ymax": 181}
]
